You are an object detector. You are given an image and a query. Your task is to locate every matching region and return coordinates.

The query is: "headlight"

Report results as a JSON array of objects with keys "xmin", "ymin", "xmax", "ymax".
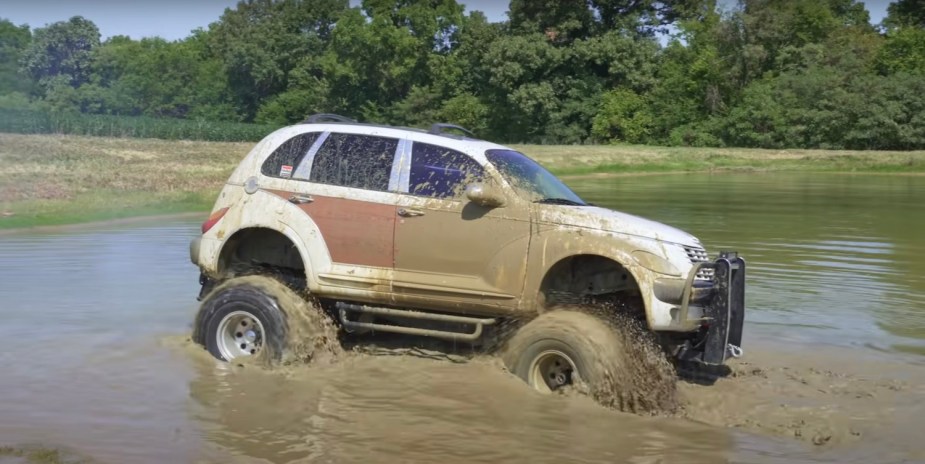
[{"xmin": 632, "ymin": 250, "xmax": 681, "ymax": 277}]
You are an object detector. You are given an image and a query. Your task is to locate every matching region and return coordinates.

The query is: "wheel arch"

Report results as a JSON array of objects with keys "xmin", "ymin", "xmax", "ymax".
[
  {"xmin": 212, "ymin": 223, "xmax": 324, "ymax": 290},
  {"xmin": 198, "ymin": 188, "xmax": 336, "ymax": 290},
  {"xmin": 218, "ymin": 227, "xmax": 302, "ymax": 272},
  {"xmin": 532, "ymin": 250, "xmax": 656, "ymax": 328}
]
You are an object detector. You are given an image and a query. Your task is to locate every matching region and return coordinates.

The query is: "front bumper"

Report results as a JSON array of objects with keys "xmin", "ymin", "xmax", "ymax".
[{"xmin": 678, "ymin": 251, "xmax": 746, "ymax": 365}]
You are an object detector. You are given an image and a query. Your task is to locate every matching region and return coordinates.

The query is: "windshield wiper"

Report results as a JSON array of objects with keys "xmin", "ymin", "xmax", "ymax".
[{"xmin": 535, "ymin": 198, "xmax": 587, "ymax": 206}]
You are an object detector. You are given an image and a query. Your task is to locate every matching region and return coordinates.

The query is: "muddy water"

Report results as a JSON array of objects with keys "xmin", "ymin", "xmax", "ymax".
[{"xmin": 1, "ymin": 173, "xmax": 924, "ymax": 463}]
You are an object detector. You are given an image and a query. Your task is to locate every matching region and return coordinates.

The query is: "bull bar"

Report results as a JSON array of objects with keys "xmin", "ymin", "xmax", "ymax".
[{"xmin": 677, "ymin": 251, "xmax": 746, "ymax": 365}]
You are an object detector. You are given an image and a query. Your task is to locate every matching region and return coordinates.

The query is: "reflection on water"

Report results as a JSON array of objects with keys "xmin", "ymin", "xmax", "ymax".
[
  {"xmin": 0, "ymin": 172, "xmax": 924, "ymax": 462},
  {"xmin": 573, "ymin": 173, "xmax": 925, "ymax": 355}
]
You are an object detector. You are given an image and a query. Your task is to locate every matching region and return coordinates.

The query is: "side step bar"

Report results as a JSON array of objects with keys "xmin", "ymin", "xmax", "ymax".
[{"xmin": 335, "ymin": 302, "xmax": 497, "ymax": 342}]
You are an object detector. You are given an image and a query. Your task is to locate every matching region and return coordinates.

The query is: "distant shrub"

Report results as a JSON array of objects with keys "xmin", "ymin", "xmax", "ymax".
[
  {"xmin": 668, "ymin": 122, "xmax": 724, "ymax": 147},
  {"xmin": 0, "ymin": 92, "xmax": 41, "ymax": 111},
  {"xmin": 591, "ymin": 89, "xmax": 654, "ymax": 144},
  {"xmin": 0, "ymin": 108, "xmax": 277, "ymax": 142}
]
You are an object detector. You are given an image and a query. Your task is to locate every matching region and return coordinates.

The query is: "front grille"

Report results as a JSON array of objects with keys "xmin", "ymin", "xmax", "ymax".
[{"xmin": 683, "ymin": 245, "xmax": 714, "ymax": 281}]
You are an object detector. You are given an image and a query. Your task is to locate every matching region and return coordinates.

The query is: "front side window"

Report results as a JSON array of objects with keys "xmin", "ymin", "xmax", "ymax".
[
  {"xmin": 486, "ymin": 149, "xmax": 586, "ymax": 205},
  {"xmin": 409, "ymin": 142, "xmax": 485, "ymax": 199},
  {"xmin": 309, "ymin": 133, "xmax": 398, "ymax": 191},
  {"xmin": 261, "ymin": 132, "xmax": 319, "ymax": 178}
]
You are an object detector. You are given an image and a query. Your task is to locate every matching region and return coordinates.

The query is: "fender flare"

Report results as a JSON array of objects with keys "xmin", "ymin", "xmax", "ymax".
[{"xmin": 525, "ymin": 230, "xmax": 657, "ymax": 328}]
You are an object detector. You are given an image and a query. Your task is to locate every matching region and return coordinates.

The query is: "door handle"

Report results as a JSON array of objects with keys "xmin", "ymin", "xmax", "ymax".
[
  {"xmin": 397, "ymin": 208, "xmax": 425, "ymax": 217},
  {"xmin": 288, "ymin": 194, "xmax": 314, "ymax": 204}
]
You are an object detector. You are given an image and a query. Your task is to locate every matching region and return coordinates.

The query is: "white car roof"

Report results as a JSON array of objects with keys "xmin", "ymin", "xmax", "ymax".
[{"xmin": 261, "ymin": 122, "xmax": 513, "ymax": 166}]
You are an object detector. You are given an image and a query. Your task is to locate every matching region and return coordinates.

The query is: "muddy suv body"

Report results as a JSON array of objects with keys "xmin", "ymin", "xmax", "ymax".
[{"xmin": 190, "ymin": 114, "xmax": 745, "ymax": 388}]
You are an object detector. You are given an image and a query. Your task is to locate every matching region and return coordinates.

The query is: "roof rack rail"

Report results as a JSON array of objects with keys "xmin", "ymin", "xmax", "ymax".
[
  {"xmin": 429, "ymin": 123, "xmax": 474, "ymax": 138},
  {"xmin": 303, "ymin": 113, "xmax": 356, "ymax": 124}
]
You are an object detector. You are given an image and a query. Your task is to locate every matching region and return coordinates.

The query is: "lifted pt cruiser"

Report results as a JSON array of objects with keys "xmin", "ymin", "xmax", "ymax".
[{"xmin": 190, "ymin": 114, "xmax": 745, "ymax": 398}]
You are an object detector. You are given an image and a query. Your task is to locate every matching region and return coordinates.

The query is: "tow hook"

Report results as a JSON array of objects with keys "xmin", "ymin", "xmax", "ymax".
[{"xmin": 727, "ymin": 344, "xmax": 744, "ymax": 359}]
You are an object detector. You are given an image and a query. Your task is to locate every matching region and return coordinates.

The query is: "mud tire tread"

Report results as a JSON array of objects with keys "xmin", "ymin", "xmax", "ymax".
[
  {"xmin": 503, "ymin": 307, "xmax": 677, "ymax": 413},
  {"xmin": 193, "ymin": 276, "xmax": 293, "ymax": 363}
]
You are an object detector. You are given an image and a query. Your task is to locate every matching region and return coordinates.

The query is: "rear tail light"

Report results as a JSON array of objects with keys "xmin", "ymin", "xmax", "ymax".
[{"xmin": 201, "ymin": 207, "xmax": 229, "ymax": 234}]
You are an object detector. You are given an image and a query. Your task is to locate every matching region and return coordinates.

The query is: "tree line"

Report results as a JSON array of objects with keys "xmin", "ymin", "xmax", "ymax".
[{"xmin": 1, "ymin": 0, "xmax": 924, "ymax": 149}]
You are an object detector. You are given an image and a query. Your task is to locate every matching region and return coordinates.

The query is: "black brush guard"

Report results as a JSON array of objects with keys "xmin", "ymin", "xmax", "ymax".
[{"xmin": 678, "ymin": 251, "xmax": 746, "ymax": 365}]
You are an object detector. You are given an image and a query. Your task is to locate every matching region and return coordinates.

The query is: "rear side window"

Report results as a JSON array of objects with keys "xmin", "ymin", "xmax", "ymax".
[
  {"xmin": 261, "ymin": 132, "xmax": 319, "ymax": 178},
  {"xmin": 409, "ymin": 142, "xmax": 485, "ymax": 199},
  {"xmin": 309, "ymin": 133, "xmax": 397, "ymax": 191}
]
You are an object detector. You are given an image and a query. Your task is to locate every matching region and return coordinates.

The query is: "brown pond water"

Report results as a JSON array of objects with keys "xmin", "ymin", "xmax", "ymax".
[{"xmin": 1, "ymin": 172, "xmax": 924, "ymax": 463}]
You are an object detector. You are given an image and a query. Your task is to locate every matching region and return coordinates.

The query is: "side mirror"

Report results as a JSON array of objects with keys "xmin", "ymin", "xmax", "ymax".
[{"xmin": 465, "ymin": 183, "xmax": 505, "ymax": 208}]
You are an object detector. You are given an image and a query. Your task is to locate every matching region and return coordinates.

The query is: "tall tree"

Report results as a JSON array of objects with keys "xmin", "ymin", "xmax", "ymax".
[
  {"xmin": 88, "ymin": 32, "xmax": 234, "ymax": 118},
  {"xmin": 509, "ymin": 0, "xmax": 714, "ymax": 38},
  {"xmin": 884, "ymin": 0, "xmax": 925, "ymax": 28},
  {"xmin": 209, "ymin": 0, "xmax": 347, "ymax": 121},
  {"xmin": 509, "ymin": 0, "xmax": 593, "ymax": 41},
  {"xmin": 592, "ymin": 0, "xmax": 714, "ymax": 33},
  {"xmin": 321, "ymin": 0, "xmax": 465, "ymax": 122},
  {"xmin": 0, "ymin": 19, "xmax": 31, "ymax": 96},
  {"xmin": 19, "ymin": 16, "xmax": 99, "ymax": 92}
]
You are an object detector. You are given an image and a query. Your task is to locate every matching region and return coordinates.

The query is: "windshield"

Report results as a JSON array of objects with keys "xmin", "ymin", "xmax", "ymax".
[{"xmin": 485, "ymin": 149, "xmax": 586, "ymax": 205}]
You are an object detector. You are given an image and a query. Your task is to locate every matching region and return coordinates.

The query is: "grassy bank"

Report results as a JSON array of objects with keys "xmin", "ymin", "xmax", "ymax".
[
  {"xmin": 514, "ymin": 144, "xmax": 925, "ymax": 175},
  {"xmin": 2, "ymin": 133, "xmax": 925, "ymax": 229},
  {"xmin": 0, "ymin": 134, "xmax": 251, "ymax": 228}
]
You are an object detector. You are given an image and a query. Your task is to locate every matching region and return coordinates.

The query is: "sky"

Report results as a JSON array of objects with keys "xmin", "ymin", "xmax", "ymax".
[{"xmin": 0, "ymin": 0, "xmax": 892, "ymax": 41}]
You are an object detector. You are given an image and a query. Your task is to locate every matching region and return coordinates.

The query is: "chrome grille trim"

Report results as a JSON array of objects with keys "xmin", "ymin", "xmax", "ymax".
[{"xmin": 683, "ymin": 245, "xmax": 714, "ymax": 281}]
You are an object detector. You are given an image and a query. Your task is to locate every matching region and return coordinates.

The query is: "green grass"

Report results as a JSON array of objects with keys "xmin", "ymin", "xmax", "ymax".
[
  {"xmin": 0, "ymin": 445, "xmax": 93, "ymax": 463},
  {"xmin": 2, "ymin": 133, "xmax": 925, "ymax": 230},
  {"xmin": 0, "ymin": 190, "xmax": 214, "ymax": 229}
]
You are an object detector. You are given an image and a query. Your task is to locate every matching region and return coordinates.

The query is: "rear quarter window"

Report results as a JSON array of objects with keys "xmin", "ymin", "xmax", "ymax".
[{"xmin": 261, "ymin": 132, "xmax": 319, "ymax": 179}]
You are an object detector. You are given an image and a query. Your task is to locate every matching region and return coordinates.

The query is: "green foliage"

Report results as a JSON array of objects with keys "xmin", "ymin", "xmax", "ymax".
[
  {"xmin": 884, "ymin": 0, "xmax": 925, "ymax": 28},
  {"xmin": 255, "ymin": 84, "xmax": 329, "ymax": 125},
  {"xmin": 4, "ymin": 0, "xmax": 925, "ymax": 150},
  {"xmin": 591, "ymin": 88, "xmax": 653, "ymax": 143},
  {"xmin": 509, "ymin": 0, "xmax": 716, "ymax": 38},
  {"xmin": 0, "ymin": 91, "xmax": 39, "ymax": 110},
  {"xmin": 0, "ymin": 19, "xmax": 32, "ymax": 95},
  {"xmin": 509, "ymin": 0, "xmax": 593, "ymax": 40},
  {"xmin": 685, "ymin": 68, "xmax": 925, "ymax": 150},
  {"xmin": 0, "ymin": 108, "xmax": 275, "ymax": 142},
  {"xmin": 89, "ymin": 35, "xmax": 231, "ymax": 118},
  {"xmin": 209, "ymin": 0, "xmax": 347, "ymax": 120},
  {"xmin": 19, "ymin": 16, "xmax": 100, "ymax": 91},
  {"xmin": 320, "ymin": 0, "xmax": 465, "ymax": 122},
  {"xmin": 438, "ymin": 93, "xmax": 489, "ymax": 135},
  {"xmin": 876, "ymin": 27, "xmax": 925, "ymax": 74}
]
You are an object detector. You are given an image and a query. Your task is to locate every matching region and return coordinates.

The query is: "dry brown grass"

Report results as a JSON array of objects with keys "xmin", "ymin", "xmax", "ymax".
[{"xmin": 0, "ymin": 133, "xmax": 250, "ymax": 202}]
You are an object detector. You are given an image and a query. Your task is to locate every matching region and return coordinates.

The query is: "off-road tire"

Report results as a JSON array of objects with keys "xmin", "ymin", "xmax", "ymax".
[
  {"xmin": 194, "ymin": 276, "xmax": 293, "ymax": 363},
  {"xmin": 503, "ymin": 308, "xmax": 677, "ymax": 413}
]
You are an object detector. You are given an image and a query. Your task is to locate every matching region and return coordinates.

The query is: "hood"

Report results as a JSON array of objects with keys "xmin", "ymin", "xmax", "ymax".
[{"xmin": 539, "ymin": 205, "xmax": 700, "ymax": 246}]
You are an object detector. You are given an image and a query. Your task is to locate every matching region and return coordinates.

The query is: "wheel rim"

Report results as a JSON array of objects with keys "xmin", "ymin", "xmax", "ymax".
[
  {"xmin": 528, "ymin": 350, "xmax": 578, "ymax": 393},
  {"xmin": 216, "ymin": 310, "xmax": 265, "ymax": 360}
]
